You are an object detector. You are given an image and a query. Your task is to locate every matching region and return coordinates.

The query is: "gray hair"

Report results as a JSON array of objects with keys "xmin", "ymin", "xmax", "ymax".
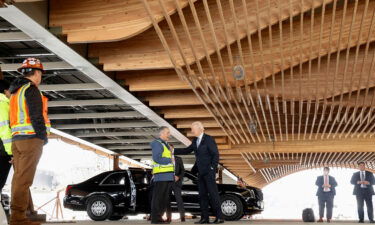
[
  {"xmin": 191, "ymin": 121, "xmax": 204, "ymax": 130},
  {"xmin": 158, "ymin": 126, "xmax": 169, "ymax": 134}
]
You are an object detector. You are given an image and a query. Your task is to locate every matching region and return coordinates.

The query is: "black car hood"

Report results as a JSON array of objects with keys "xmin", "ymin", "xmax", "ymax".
[
  {"xmin": 216, "ymin": 183, "xmax": 263, "ymax": 200},
  {"xmin": 217, "ymin": 184, "xmax": 252, "ymax": 194}
]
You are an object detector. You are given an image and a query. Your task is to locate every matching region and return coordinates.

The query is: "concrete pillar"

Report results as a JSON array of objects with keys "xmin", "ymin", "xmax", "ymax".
[{"xmin": 113, "ymin": 155, "xmax": 121, "ymax": 171}]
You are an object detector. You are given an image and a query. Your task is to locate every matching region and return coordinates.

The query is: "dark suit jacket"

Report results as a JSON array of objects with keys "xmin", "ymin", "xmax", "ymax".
[
  {"xmin": 315, "ymin": 175, "xmax": 337, "ymax": 196},
  {"xmin": 174, "ymin": 156, "xmax": 185, "ymax": 186},
  {"xmin": 350, "ymin": 171, "xmax": 375, "ymax": 196},
  {"xmin": 175, "ymin": 133, "xmax": 219, "ymax": 176}
]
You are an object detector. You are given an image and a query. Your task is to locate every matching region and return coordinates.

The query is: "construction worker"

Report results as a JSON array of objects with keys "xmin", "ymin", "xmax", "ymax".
[
  {"xmin": 0, "ymin": 79, "xmax": 12, "ymax": 194},
  {"xmin": 9, "ymin": 58, "xmax": 50, "ymax": 225},
  {"xmin": 150, "ymin": 126, "xmax": 175, "ymax": 224}
]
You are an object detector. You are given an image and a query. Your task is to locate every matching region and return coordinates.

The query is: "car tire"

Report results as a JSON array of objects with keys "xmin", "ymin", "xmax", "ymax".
[
  {"xmin": 220, "ymin": 195, "xmax": 243, "ymax": 221},
  {"xmin": 86, "ymin": 195, "xmax": 113, "ymax": 221}
]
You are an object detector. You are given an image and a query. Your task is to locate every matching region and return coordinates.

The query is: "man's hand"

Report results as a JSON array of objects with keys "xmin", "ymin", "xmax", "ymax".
[
  {"xmin": 9, "ymin": 157, "xmax": 13, "ymax": 164},
  {"xmin": 175, "ymin": 176, "xmax": 179, "ymax": 182},
  {"xmin": 364, "ymin": 181, "xmax": 370, "ymax": 185}
]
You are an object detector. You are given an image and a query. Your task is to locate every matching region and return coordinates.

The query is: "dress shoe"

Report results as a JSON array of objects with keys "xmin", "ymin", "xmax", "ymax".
[
  {"xmin": 194, "ymin": 219, "xmax": 211, "ymax": 224},
  {"xmin": 370, "ymin": 220, "xmax": 375, "ymax": 223},
  {"xmin": 317, "ymin": 218, "xmax": 323, "ymax": 223},
  {"xmin": 213, "ymin": 218, "xmax": 225, "ymax": 224},
  {"xmin": 358, "ymin": 220, "xmax": 364, "ymax": 223},
  {"xmin": 327, "ymin": 219, "xmax": 331, "ymax": 223}
]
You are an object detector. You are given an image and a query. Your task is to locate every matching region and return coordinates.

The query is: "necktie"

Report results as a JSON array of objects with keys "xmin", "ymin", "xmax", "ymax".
[
  {"xmin": 324, "ymin": 175, "xmax": 330, "ymax": 192},
  {"xmin": 361, "ymin": 172, "xmax": 366, "ymax": 188}
]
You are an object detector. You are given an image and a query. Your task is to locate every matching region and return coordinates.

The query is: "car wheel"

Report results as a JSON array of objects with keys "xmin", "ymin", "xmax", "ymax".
[
  {"xmin": 220, "ymin": 195, "xmax": 243, "ymax": 221},
  {"xmin": 86, "ymin": 196, "xmax": 113, "ymax": 221},
  {"xmin": 108, "ymin": 215, "xmax": 123, "ymax": 221}
]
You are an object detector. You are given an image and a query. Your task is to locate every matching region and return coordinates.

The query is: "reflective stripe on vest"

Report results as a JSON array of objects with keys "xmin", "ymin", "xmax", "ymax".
[
  {"xmin": 0, "ymin": 121, "xmax": 9, "ymax": 127},
  {"xmin": 10, "ymin": 83, "xmax": 51, "ymax": 137},
  {"xmin": 0, "ymin": 93, "xmax": 12, "ymax": 155},
  {"xmin": 152, "ymin": 140, "xmax": 174, "ymax": 175}
]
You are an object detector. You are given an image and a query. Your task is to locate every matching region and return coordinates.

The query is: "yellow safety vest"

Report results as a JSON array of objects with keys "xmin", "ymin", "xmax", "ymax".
[
  {"xmin": 152, "ymin": 140, "xmax": 174, "ymax": 174},
  {"xmin": 0, "ymin": 93, "xmax": 12, "ymax": 155}
]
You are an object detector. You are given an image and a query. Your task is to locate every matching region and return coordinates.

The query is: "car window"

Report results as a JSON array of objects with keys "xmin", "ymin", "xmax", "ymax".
[
  {"xmin": 101, "ymin": 172, "xmax": 126, "ymax": 185},
  {"xmin": 130, "ymin": 170, "xmax": 150, "ymax": 184}
]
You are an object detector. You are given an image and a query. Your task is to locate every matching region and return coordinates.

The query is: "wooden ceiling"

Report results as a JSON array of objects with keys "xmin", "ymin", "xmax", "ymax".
[{"xmin": 49, "ymin": 0, "xmax": 375, "ymax": 188}]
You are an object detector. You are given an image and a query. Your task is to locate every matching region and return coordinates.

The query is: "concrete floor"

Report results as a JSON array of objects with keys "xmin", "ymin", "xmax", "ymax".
[{"xmin": 43, "ymin": 220, "xmax": 365, "ymax": 224}]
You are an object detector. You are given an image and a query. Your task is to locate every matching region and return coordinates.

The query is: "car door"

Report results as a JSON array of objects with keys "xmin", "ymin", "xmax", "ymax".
[
  {"xmin": 126, "ymin": 169, "xmax": 152, "ymax": 213},
  {"xmin": 99, "ymin": 172, "xmax": 129, "ymax": 208},
  {"xmin": 180, "ymin": 172, "xmax": 200, "ymax": 211}
]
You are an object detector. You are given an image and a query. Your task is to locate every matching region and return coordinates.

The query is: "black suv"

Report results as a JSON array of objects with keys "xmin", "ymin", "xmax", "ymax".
[{"xmin": 63, "ymin": 168, "xmax": 264, "ymax": 221}]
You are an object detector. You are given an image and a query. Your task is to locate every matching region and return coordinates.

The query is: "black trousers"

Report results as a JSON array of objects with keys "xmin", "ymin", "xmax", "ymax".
[
  {"xmin": 0, "ymin": 155, "xmax": 12, "ymax": 193},
  {"xmin": 151, "ymin": 181, "xmax": 172, "ymax": 223},
  {"xmin": 198, "ymin": 170, "xmax": 222, "ymax": 220},
  {"xmin": 167, "ymin": 182, "xmax": 185, "ymax": 220},
  {"xmin": 356, "ymin": 192, "xmax": 374, "ymax": 221},
  {"xmin": 318, "ymin": 193, "xmax": 334, "ymax": 219}
]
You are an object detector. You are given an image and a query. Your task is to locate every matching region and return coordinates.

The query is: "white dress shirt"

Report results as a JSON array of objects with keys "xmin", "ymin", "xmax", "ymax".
[
  {"xmin": 361, "ymin": 171, "xmax": 367, "ymax": 188},
  {"xmin": 323, "ymin": 175, "xmax": 331, "ymax": 192},
  {"xmin": 196, "ymin": 133, "xmax": 204, "ymax": 148}
]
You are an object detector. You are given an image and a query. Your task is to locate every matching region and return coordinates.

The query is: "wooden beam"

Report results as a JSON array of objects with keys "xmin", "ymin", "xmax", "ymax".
[
  {"xmin": 187, "ymin": 128, "xmax": 226, "ymax": 137},
  {"xmin": 143, "ymin": 90, "xmax": 202, "ymax": 106},
  {"xmin": 174, "ymin": 118, "xmax": 220, "ymax": 128},
  {"xmin": 161, "ymin": 107, "xmax": 212, "ymax": 119},
  {"xmin": 50, "ymin": 0, "xmax": 196, "ymax": 43},
  {"xmin": 220, "ymin": 137, "xmax": 375, "ymax": 154},
  {"xmin": 119, "ymin": 70, "xmax": 190, "ymax": 91}
]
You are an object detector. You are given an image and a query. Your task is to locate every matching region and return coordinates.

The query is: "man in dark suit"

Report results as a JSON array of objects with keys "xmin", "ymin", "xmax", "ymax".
[
  {"xmin": 315, "ymin": 167, "xmax": 337, "ymax": 223},
  {"xmin": 174, "ymin": 121, "xmax": 223, "ymax": 224},
  {"xmin": 350, "ymin": 162, "xmax": 375, "ymax": 223},
  {"xmin": 166, "ymin": 155, "xmax": 185, "ymax": 222}
]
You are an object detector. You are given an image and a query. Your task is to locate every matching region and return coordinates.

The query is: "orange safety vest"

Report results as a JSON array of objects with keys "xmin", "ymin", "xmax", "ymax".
[{"xmin": 9, "ymin": 83, "xmax": 51, "ymax": 137}]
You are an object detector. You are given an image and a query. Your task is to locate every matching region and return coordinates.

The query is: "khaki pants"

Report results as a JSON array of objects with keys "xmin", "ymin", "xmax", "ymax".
[{"xmin": 10, "ymin": 138, "xmax": 43, "ymax": 223}]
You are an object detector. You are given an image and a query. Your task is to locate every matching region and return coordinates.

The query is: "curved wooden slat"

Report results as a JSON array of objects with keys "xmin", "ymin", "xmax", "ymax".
[
  {"xmin": 89, "ymin": 0, "xmax": 330, "ymax": 70},
  {"xmin": 49, "ymin": 0, "xmax": 195, "ymax": 43}
]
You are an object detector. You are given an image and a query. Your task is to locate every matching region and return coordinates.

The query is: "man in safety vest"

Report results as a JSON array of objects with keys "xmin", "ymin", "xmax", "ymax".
[
  {"xmin": 0, "ymin": 80, "xmax": 12, "ymax": 194},
  {"xmin": 8, "ymin": 58, "xmax": 50, "ymax": 225},
  {"xmin": 150, "ymin": 126, "xmax": 175, "ymax": 224}
]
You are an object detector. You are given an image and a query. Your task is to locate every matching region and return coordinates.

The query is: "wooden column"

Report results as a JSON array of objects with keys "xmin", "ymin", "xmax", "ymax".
[{"xmin": 113, "ymin": 154, "xmax": 121, "ymax": 171}]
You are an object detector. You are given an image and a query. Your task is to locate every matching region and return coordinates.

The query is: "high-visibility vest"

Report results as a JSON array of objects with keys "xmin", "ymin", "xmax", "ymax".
[
  {"xmin": 9, "ymin": 83, "xmax": 51, "ymax": 137},
  {"xmin": 152, "ymin": 140, "xmax": 174, "ymax": 175},
  {"xmin": 0, "ymin": 94, "xmax": 12, "ymax": 155}
]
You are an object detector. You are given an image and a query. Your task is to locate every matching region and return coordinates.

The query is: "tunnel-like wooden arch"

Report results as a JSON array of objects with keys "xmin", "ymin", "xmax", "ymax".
[{"xmin": 47, "ymin": 0, "xmax": 375, "ymax": 188}]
